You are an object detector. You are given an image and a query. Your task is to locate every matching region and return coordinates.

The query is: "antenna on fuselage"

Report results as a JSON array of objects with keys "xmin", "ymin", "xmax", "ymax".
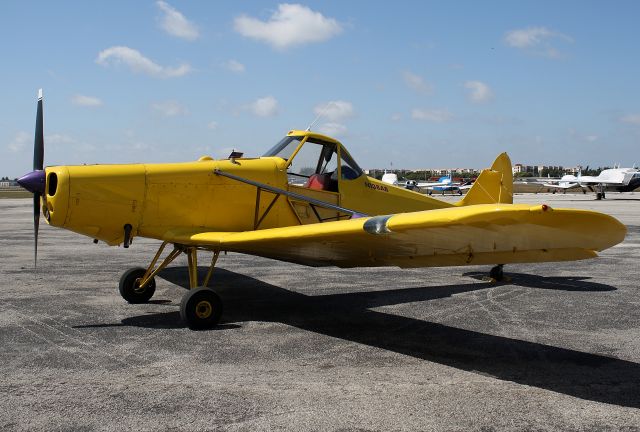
[{"xmin": 305, "ymin": 101, "xmax": 334, "ymax": 131}]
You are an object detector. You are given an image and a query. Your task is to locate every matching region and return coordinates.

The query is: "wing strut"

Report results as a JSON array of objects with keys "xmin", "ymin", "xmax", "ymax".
[{"xmin": 214, "ymin": 169, "xmax": 368, "ymax": 225}]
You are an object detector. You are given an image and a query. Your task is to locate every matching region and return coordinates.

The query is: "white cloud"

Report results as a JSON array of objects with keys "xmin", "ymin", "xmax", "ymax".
[
  {"xmin": 313, "ymin": 100, "xmax": 354, "ymax": 122},
  {"xmin": 121, "ymin": 130, "xmax": 150, "ymax": 151},
  {"xmin": 131, "ymin": 142, "xmax": 150, "ymax": 151},
  {"xmin": 71, "ymin": 94, "xmax": 103, "ymax": 107},
  {"xmin": 152, "ymin": 100, "xmax": 189, "ymax": 117},
  {"xmin": 504, "ymin": 26, "xmax": 572, "ymax": 58},
  {"xmin": 96, "ymin": 46, "xmax": 191, "ymax": 78},
  {"xmin": 234, "ymin": 4, "xmax": 342, "ymax": 50},
  {"xmin": 45, "ymin": 133, "xmax": 96, "ymax": 152},
  {"xmin": 224, "ymin": 59, "xmax": 245, "ymax": 73},
  {"xmin": 318, "ymin": 122, "xmax": 347, "ymax": 137},
  {"xmin": 411, "ymin": 109, "xmax": 453, "ymax": 123},
  {"xmin": 403, "ymin": 71, "xmax": 432, "ymax": 94},
  {"xmin": 8, "ymin": 131, "xmax": 30, "ymax": 153},
  {"xmin": 568, "ymin": 128, "xmax": 599, "ymax": 144},
  {"xmin": 505, "ymin": 27, "xmax": 554, "ymax": 48},
  {"xmin": 207, "ymin": 121, "xmax": 218, "ymax": 130},
  {"xmin": 621, "ymin": 114, "xmax": 640, "ymax": 125},
  {"xmin": 464, "ymin": 81, "xmax": 493, "ymax": 103},
  {"xmin": 248, "ymin": 96, "xmax": 278, "ymax": 117},
  {"xmin": 46, "ymin": 134, "xmax": 76, "ymax": 145},
  {"xmin": 156, "ymin": 1, "xmax": 199, "ymax": 41},
  {"xmin": 390, "ymin": 113, "xmax": 402, "ymax": 121}
]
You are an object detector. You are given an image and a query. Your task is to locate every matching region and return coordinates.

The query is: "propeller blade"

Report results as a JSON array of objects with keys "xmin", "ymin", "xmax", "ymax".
[
  {"xmin": 34, "ymin": 192, "xmax": 40, "ymax": 268},
  {"xmin": 34, "ymin": 89, "xmax": 44, "ymax": 171},
  {"xmin": 32, "ymin": 89, "xmax": 44, "ymax": 269},
  {"xmin": 15, "ymin": 89, "xmax": 47, "ymax": 270}
]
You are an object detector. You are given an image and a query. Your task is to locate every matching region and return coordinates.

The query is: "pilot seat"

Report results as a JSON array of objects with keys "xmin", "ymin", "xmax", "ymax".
[{"xmin": 304, "ymin": 173, "xmax": 338, "ymax": 192}]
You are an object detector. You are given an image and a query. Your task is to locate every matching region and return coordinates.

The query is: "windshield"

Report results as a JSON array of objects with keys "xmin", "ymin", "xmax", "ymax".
[
  {"xmin": 262, "ymin": 136, "xmax": 304, "ymax": 160},
  {"xmin": 288, "ymin": 140, "xmax": 338, "ymax": 178},
  {"xmin": 264, "ymin": 134, "xmax": 363, "ymax": 182}
]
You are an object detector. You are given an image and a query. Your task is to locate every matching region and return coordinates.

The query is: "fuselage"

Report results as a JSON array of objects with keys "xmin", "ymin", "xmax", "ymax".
[{"xmin": 42, "ymin": 149, "xmax": 451, "ymax": 246}]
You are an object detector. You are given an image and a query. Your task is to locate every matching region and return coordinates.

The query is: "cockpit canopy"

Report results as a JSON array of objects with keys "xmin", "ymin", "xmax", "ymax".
[{"xmin": 263, "ymin": 132, "xmax": 363, "ymax": 191}]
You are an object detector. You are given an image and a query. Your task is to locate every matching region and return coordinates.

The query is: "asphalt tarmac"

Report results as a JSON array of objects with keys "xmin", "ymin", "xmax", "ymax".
[{"xmin": 1, "ymin": 193, "xmax": 639, "ymax": 431}]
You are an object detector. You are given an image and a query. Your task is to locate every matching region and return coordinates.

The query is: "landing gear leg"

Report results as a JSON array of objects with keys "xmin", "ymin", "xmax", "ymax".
[
  {"xmin": 180, "ymin": 248, "xmax": 223, "ymax": 330},
  {"xmin": 120, "ymin": 243, "xmax": 223, "ymax": 329},
  {"xmin": 489, "ymin": 264, "xmax": 505, "ymax": 282},
  {"xmin": 119, "ymin": 241, "xmax": 181, "ymax": 303}
]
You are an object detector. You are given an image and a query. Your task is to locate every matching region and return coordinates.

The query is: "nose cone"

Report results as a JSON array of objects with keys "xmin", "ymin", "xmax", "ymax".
[{"xmin": 17, "ymin": 170, "xmax": 45, "ymax": 194}]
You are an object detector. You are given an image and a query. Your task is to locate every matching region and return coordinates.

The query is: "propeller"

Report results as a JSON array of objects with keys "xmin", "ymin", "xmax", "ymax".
[{"xmin": 17, "ymin": 89, "xmax": 46, "ymax": 269}]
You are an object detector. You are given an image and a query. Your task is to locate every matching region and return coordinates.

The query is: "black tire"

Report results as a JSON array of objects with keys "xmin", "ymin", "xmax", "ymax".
[
  {"xmin": 180, "ymin": 287, "xmax": 223, "ymax": 330},
  {"xmin": 119, "ymin": 267, "xmax": 156, "ymax": 304},
  {"xmin": 489, "ymin": 265, "xmax": 504, "ymax": 281},
  {"xmin": 596, "ymin": 192, "xmax": 602, "ymax": 200}
]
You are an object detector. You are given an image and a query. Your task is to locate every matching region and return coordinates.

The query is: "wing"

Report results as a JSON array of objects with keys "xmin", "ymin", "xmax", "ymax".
[
  {"xmin": 162, "ymin": 204, "xmax": 625, "ymax": 269},
  {"xmin": 577, "ymin": 175, "xmax": 616, "ymax": 185},
  {"xmin": 416, "ymin": 181, "xmax": 447, "ymax": 187},
  {"xmin": 541, "ymin": 182, "xmax": 578, "ymax": 189}
]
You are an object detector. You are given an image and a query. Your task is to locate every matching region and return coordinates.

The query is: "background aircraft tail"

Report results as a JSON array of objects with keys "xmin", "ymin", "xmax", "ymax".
[{"xmin": 455, "ymin": 152, "xmax": 513, "ymax": 206}]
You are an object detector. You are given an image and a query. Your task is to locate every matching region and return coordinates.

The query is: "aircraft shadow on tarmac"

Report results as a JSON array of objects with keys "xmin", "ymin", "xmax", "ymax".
[
  {"xmin": 105, "ymin": 266, "xmax": 638, "ymax": 408},
  {"xmin": 463, "ymin": 272, "xmax": 617, "ymax": 291}
]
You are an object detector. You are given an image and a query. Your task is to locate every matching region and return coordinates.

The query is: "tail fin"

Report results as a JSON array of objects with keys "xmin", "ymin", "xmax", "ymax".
[{"xmin": 455, "ymin": 152, "xmax": 513, "ymax": 206}]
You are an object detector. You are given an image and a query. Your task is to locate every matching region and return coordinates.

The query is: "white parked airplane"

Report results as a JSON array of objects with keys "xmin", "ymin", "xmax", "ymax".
[
  {"xmin": 539, "ymin": 167, "xmax": 640, "ymax": 199},
  {"xmin": 541, "ymin": 174, "xmax": 583, "ymax": 193},
  {"xmin": 381, "ymin": 171, "xmax": 476, "ymax": 194},
  {"xmin": 577, "ymin": 167, "xmax": 640, "ymax": 199},
  {"xmin": 380, "ymin": 171, "xmax": 451, "ymax": 191},
  {"xmin": 381, "ymin": 171, "xmax": 400, "ymax": 186}
]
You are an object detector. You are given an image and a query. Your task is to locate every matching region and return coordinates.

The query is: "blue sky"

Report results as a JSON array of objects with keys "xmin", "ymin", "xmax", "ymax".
[{"xmin": 2, "ymin": 1, "xmax": 639, "ymax": 177}]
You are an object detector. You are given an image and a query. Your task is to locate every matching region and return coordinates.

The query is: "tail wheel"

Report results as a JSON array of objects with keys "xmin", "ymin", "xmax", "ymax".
[
  {"xmin": 119, "ymin": 267, "xmax": 156, "ymax": 303},
  {"xmin": 180, "ymin": 287, "xmax": 223, "ymax": 330},
  {"xmin": 489, "ymin": 265, "xmax": 504, "ymax": 281}
]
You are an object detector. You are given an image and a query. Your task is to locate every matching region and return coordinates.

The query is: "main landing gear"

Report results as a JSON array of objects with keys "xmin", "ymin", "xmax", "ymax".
[
  {"xmin": 118, "ymin": 242, "xmax": 223, "ymax": 330},
  {"xmin": 180, "ymin": 287, "xmax": 223, "ymax": 330},
  {"xmin": 489, "ymin": 264, "xmax": 505, "ymax": 282}
]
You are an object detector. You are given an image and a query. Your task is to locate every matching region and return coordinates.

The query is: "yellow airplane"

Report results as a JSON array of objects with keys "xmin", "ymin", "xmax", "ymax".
[{"xmin": 18, "ymin": 91, "xmax": 626, "ymax": 330}]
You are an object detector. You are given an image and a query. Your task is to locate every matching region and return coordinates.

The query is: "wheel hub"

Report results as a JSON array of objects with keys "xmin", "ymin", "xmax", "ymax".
[
  {"xmin": 133, "ymin": 278, "xmax": 146, "ymax": 293},
  {"xmin": 195, "ymin": 300, "xmax": 213, "ymax": 319}
]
